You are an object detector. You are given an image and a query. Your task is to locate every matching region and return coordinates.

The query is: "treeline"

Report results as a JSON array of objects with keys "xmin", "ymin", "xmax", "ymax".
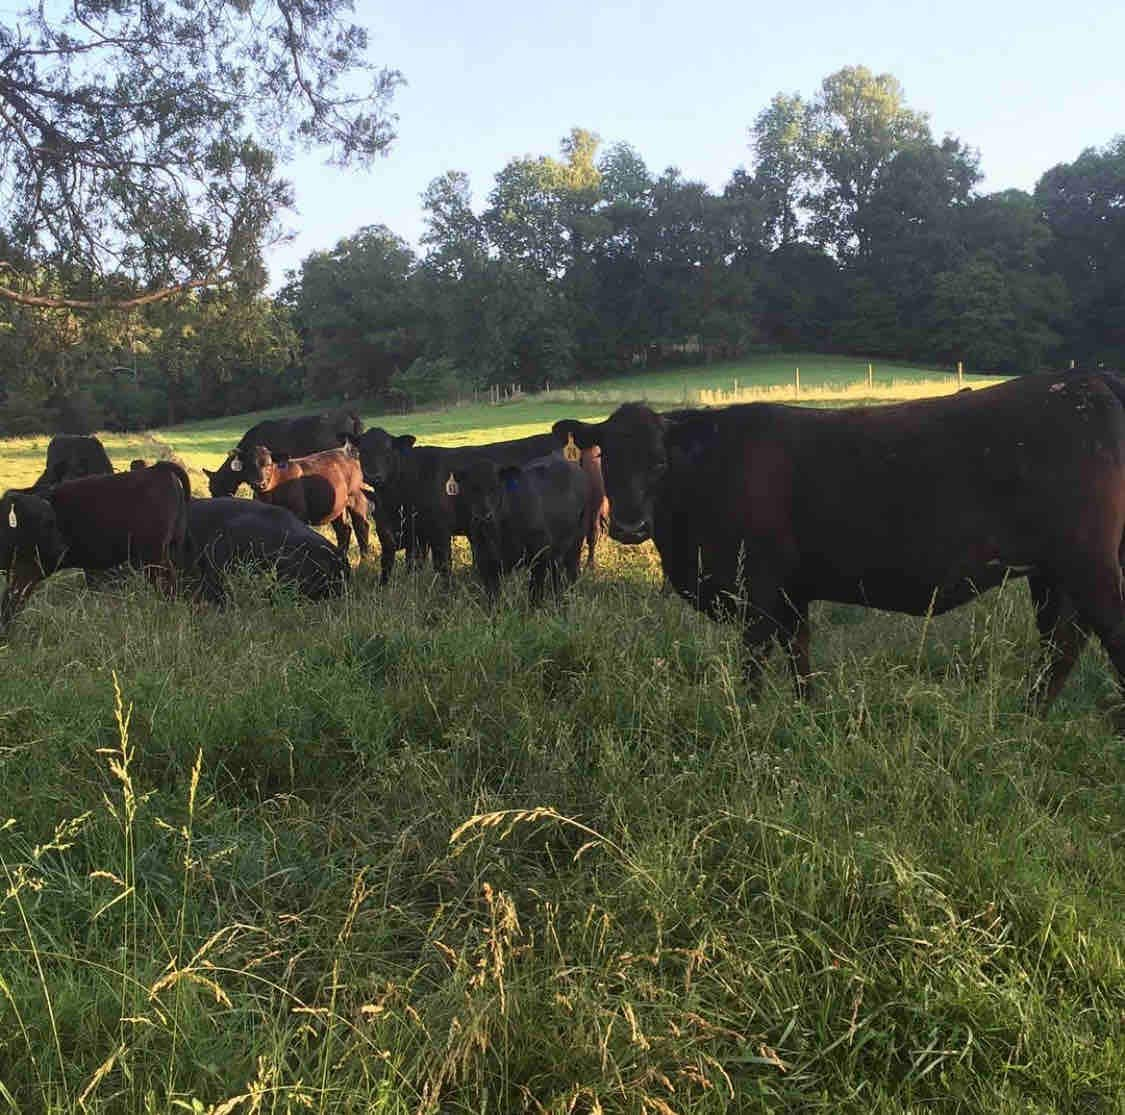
[{"xmin": 3, "ymin": 65, "xmax": 1124, "ymax": 432}]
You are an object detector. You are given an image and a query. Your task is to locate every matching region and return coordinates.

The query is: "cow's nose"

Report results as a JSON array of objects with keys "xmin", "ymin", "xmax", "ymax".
[{"xmin": 610, "ymin": 516, "xmax": 650, "ymax": 543}]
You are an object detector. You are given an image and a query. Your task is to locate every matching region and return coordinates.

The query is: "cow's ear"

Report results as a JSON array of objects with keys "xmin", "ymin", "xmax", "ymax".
[
  {"xmin": 393, "ymin": 434, "xmax": 417, "ymax": 452},
  {"xmin": 667, "ymin": 415, "xmax": 719, "ymax": 461},
  {"xmin": 202, "ymin": 467, "xmax": 215, "ymax": 479},
  {"xmin": 500, "ymin": 466, "xmax": 521, "ymax": 493},
  {"xmin": 552, "ymin": 419, "xmax": 600, "ymax": 450}
]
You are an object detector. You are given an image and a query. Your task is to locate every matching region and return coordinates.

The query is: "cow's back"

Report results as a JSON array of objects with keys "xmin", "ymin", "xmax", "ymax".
[{"xmin": 48, "ymin": 464, "xmax": 190, "ymax": 570}]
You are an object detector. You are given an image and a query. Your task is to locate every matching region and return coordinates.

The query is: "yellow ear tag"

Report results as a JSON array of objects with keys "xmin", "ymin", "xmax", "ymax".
[
  {"xmin": 7, "ymin": 505, "xmax": 17, "ymax": 529},
  {"xmin": 445, "ymin": 474, "xmax": 459, "ymax": 496},
  {"xmin": 563, "ymin": 433, "xmax": 581, "ymax": 463}
]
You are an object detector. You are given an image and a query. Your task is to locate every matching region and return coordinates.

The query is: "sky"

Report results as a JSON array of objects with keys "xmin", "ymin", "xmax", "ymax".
[{"xmin": 265, "ymin": 0, "xmax": 1125, "ymax": 287}]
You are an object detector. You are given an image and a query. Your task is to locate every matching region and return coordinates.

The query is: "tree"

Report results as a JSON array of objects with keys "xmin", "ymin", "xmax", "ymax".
[
  {"xmin": 750, "ymin": 93, "xmax": 815, "ymax": 247},
  {"xmin": 1036, "ymin": 138, "xmax": 1125, "ymax": 365},
  {"xmin": 805, "ymin": 66, "xmax": 931, "ymax": 258},
  {"xmin": 0, "ymin": 0, "xmax": 402, "ymax": 306},
  {"xmin": 296, "ymin": 226, "xmax": 421, "ymax": 399}
]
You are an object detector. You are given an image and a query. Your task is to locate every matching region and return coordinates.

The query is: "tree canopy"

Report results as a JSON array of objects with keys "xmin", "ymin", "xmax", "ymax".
[{"xmin": 0, "ymin": 0, "xmax": 402, "ymax": 305}]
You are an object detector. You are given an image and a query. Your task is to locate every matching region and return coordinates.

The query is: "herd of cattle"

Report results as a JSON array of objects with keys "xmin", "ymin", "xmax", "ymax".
[{"xmin": 5, "ymin": 368, "xmax": 1125, "ymax": 724}]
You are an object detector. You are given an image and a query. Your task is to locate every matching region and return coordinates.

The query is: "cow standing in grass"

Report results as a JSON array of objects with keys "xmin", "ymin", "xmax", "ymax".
[
  {"xmin": 453, "ymin": 455, "xmax": 589, "ymax": 601},
  {"xmin": 204, "ymin": 410, "xmax": 363, "ymax": 497},
  {"xmin": 32, "ymin": 434, "xmax": 114, "ymax": 488},
  {"xmin": 235, "ymin": 445, "xmax": 371, "ymax": 558},
  {"xmin": 553, "ymin": 372, "xmax": 1125, "ymax": 722},
  {"xmin": 354, "ymin": 427, "xmax": 606, "ymax": 579},
  {"xmin": 0, "ymin": 462, "xmax": 190, "ymax": 627}
]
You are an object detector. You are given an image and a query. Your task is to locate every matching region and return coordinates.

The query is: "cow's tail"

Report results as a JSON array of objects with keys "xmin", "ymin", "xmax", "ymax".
[{"xmin": 152, "ymin": 461, "xmax": 192, "ymax": 569}]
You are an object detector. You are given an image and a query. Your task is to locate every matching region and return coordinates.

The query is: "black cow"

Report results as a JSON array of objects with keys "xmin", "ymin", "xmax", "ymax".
[
  {"xmin": 183, "ymin": 498, "xmax": 349, "ymax": 603},
  {"xmin": 453, "ymin": 455, "xmax": 589, "ymax": 601},
  {"xmin": 33, "ymin": 434, "xmax": 114, "ymax": 488},
  {"xmin": 553, "ymin": 373, "xmax": 1125, "ymax": 719},
  {"xmin": 204, "ymin": 409, "xmax": 363, "ymax": 497},
  {"xmin": 0, "ymin": 462, "xmax": 190, "ymax": 627},
  {"xmin": 353, "ymin": 427, "xmax": 601, "ymax": 578}
]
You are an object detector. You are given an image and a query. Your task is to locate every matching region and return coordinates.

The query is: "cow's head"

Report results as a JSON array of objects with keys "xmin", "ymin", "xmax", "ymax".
[
  {"xmin": 553, "ymin": 404, "xmax": 671, "ymax": 544},
  {"xmin": 203, "ymin": 448, "xmax": 248, "ymax": 497},
  {"xmin": 554, "ymin": 405, "xmax": 719, "ymax": 544},
  {"xmin": 0, "ymin": 491, "xmax": 68, "ymax": 628},
  {"xmin": 238, "ymin": 446, "xmax": 283, "ymax": 493},
  {"xmin": 355, "ymin": 428, "xmax": 415, "ymax": 488}
]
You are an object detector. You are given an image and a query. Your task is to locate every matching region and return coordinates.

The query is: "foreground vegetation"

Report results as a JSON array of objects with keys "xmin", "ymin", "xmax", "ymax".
[
  {"xmin": 1, "ymin": 545, "xmax": 1122, "ymax": 1113},
  {"xmin": 1, "ymin": 368, "xmax": 1120, "ymax": 1112}
]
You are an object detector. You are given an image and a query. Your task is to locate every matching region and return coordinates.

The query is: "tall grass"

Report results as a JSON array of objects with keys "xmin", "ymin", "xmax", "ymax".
[{"xmin": 0, "ymin": 544, "xmax": 1121, "ymax": 1112}]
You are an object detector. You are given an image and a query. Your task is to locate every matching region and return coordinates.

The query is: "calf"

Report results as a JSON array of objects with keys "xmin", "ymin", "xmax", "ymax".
[
  {"xmin": 204, "ymin": 409, "xmax": 363, "ymax": 497},
  {"xmin": 237, "ymin": 445, "xmax": 371, "ymax": 557},
  {"xmin": 354, "ymin": 427, "xmax": 607, "ymax": 578},
  {"xmin": 554, "ymin": 372, "xmax": 1125, "ymax": 721},
  {"xmin": 453, "ymin": 455, "xmax": 589, "ymax": 601},
  {"xmin": 33, "ymin": 434, "xmax": 114, "ymax": 488},
  {"xmin": 0, "ymin": 462, "xmax": 190, "ymax": 627},
  {"xmin": 183, "ymin": 498, "xmax": 349, "ymax": 602}
]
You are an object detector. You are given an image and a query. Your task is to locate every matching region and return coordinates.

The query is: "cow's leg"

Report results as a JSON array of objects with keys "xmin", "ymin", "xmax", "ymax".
[
  {"xmin": 430, "ymin": 533, "xmax": 453, "ymax": 580},
  {"xmin": 376, "ymin": 525, "xmax": 396, "ymax": 585},
  {"xmin": 1028, "ymin": 573, "xmax": 1087, "ymax": 711},
  {"xmin": 330, "ymin": 514, "xmax": 352, "ymax": 555},
  {"xmin": 1057, "ymin": 558, "xmax": 1125, "ymax": 725},
  {"xmin": 779, "ymin": 598, "xmax": 813, "ymax": 700},
  {"xmin": 350, "ymin": 504, "xmax": 371, "ymax": 558},
  {"xmin": 0, "ymin": 561, "xmax": 44, "ymax": 629},
  {"xmin": 564, "ymin": 540, "xmax": 582, "ymax": 585},
  {"xmin": 528, "ymin": 555, "xmax": 549, "ymax": 605}
]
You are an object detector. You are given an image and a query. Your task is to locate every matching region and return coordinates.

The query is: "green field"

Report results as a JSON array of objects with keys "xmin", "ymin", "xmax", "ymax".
[{"xmin": 1, "ymin": 357, "xmax": 1120, "ymax": 1113}]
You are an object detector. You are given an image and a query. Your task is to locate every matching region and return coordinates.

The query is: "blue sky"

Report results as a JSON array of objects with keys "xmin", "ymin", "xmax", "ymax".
[{"xmin": 267, "ymin": 0, "xmax": 1125, "ymax": 286}]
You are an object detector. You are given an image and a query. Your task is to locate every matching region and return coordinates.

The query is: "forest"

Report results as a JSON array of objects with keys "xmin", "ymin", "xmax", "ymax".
[{"xmin": 2, "ymin": 65, "xmax": 1124, "ymax": 434}]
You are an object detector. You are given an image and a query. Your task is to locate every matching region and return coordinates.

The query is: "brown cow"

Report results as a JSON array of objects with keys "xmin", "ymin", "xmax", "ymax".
[
  {"xmin": 553, "ymin": 372, "xmax": 1125, "ymax": 724},
  {"xmin": 236, "ymin": 445, "xmax": 371, "ymax": 557},
  {"xmin": 0, "ymin": 461, "xmax": 190, "ymax": 627}
]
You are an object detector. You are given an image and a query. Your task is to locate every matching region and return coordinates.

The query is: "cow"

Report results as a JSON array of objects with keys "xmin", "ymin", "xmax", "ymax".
[
  {"xmin": 452, "ymin": 454, "xmax": 589, "ymax": 601},
  {"xmin": 353, "ymin": 426, "xmax": 605, "ymax": 578},
  {"xmin": 552, "ymin": 372, "xmax": 1125, "ymax": 721},
  {"xmin": 204, "ymin": 409, "xmax": 363, "ymax": 497},
  {"xmin": 0, "ymin": 462, "xmax": 190, "ymax": 627},
  {"xmin": 32, "ymin": 434, "xmax": 114, "ymax": 488},
  {"xmin": 182, "ymin": 498, "xmax": 349, "ymax": 603},
  {"xmin": 235, "ymin": 445, "xmax": 371, "ymax": 558}
]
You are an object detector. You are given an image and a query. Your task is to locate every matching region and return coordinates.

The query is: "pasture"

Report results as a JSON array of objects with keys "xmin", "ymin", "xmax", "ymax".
[{"xmin": 0, "ymin": 357, "xmax": 1121, "ymax": 1113}]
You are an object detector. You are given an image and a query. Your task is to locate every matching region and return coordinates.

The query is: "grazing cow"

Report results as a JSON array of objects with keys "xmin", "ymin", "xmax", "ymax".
[
  {"xmin": 0, "ymin": 462, "xmax": 190, "ymax": 627},
  {"xmin": 183, "ymin": 498, "xmax": 349, "ymax": 603},
  {"xmin": 204, "ymin": 409, "xmax": 363, "ymax": 497},
  {"xmin": 236, "ymin": 445, "xmax": 371, "ymax": 557},
  {"xmin": 453, "ymin": 455, "xmax": 589, "ymax": 601},
  {"xmin": 353, "ymin": 427, "xmax": 606, "ymax": 578},
  {"xmin": 553, "ymin": 372, "xmax": 1125, "ymax": 719},
  {"xmin": 32, "ymin": 434, "xmax": 114, "ymax": 489}
]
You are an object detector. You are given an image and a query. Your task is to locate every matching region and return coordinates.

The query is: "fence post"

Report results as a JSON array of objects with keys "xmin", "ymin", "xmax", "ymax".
[
  {"xmin": 957, "ymin": 361, "xmax": 964, "ymax": 388},
  {"xmin": 795, "ymin": 366, "xmax": 800, "ymax": 395},
  {"xmin": 867, "ymin": 363, "xmax": 873, "ymax": 389}
]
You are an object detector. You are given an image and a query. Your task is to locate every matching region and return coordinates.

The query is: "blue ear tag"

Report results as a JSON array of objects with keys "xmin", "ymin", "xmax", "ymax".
[{"xmin": 503, "ymin": 473, "xmax": 520, "ymax": 492}]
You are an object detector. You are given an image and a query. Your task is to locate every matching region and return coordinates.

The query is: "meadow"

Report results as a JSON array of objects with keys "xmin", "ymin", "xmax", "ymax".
[{"xmin": 0, "ymin": 355, "xmax": 1121, "ymax": 1113}]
